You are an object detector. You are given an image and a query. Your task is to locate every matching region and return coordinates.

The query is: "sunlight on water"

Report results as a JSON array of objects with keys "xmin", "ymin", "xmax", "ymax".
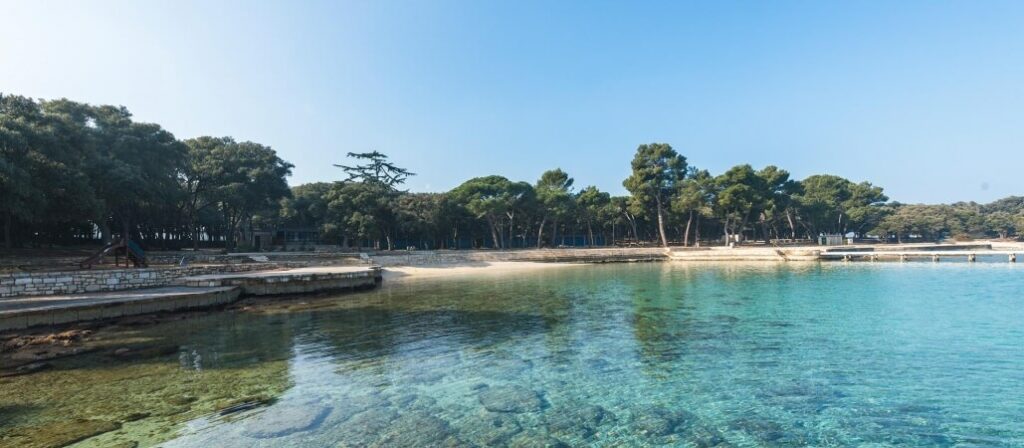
[{"xmin": 2, "ymin": 262, "xmax": 1023, "ymax": 447}]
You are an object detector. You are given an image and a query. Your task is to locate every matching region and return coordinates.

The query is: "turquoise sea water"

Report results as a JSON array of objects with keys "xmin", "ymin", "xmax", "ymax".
[{"xmin": 4, "ymin": 262, "xmax": 1024, "ymax": 447}]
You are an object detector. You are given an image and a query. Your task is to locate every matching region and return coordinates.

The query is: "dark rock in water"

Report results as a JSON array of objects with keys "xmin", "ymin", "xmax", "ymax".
[
  {"xmin": 389, "ymin": 392, "xmax": 437, "ymax": 410},
  {"xmin": 545, "ymin": 403, "xmax": 612, "ymax": 440},
  {"xmin": 712, "ymin": 314, "xmax": 740, "ymax": 324},
  {"xmin": 462, "ymin": 411, "xmax": 522, "ymax": 446},
  {"xmin": 688, "ymin": 425, "xmax": 727, "ymax": 447},
  {"xmin": 122, "ymin": 412, "xmax": 151, "ymax": 423},
  {"xmin": 24, "ymin": 418, "xmax": 122, "ymax": 447},
  {"xmin": 585, "ymin": 358, "xmax": 614, "ymax": 372},
  {"xmin": 332, "ymin": 393, "xmax": 388, "ymax": 422},
  {"xmin": 895, "ymin": 403, "xmax": 943, "ymax": 414},
  {"xmin": 217, "ymin": 397, "xmax": 274, "ymax": 416},
  {"xmin": 577, "ymin": 404, "xmax": 612, "ymax": 426},
  {"xmin": 112, "ymin": 345, "xmax": 179, "ymax": 360},
  {"xmin": 728, "ymin": 418, "xmax": 785, "ymax": 442},
  {"xmin": 337, "ymin": 407, "xmax": 400, "ymax": 446},
  {"xmin": 0, "ymin": 361, "xmax": 52, "ymax": 377},
  {"xmin": 508, "ymin": 431, "xmax": 570, "ymax": 448},
  {"xmin": 633, "ymin": 406, "xmax": 696, "ymax": 437},
  {"xmin": 242, "ymin": 403, "xmax": 332, "ymax": 438},
  {"xmin": 371, "ymin": 411, "xmax": 452, "ymax": 447},
  {"xmin": 479, "ymin": 385, "xmax": 544, "ymax": 413},
  {"xmin": 164, "ymin": 395, "xmax": 196, "ymax": 407}
]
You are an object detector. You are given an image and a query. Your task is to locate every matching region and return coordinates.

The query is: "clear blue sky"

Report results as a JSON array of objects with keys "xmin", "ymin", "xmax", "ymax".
[{"xmin": 3, "ymin": 1, "xmax": 1022, "ymax": 203}]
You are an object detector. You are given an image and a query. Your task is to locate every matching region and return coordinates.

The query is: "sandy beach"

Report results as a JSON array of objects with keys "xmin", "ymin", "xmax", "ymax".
[{"xmin": 383, "ymin": 261, "xmax": 584, "ymax": 282}]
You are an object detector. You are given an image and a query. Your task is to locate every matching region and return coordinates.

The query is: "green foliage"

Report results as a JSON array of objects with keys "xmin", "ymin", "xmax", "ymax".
[
  {"xmin": 450, "ymin": 175, "xmax": 534, "ymax": 248},
  {"xmin": 334, "ymin": 151, "xmax": 414, "ymax": 187},
  {"xmin": 1, "ymin": 95, "xmax": 292, "ymax": 250},
  {"xmin": 623, "ymin": 143, "xmax": 687, "ymax": 246},
  {"xmin": 4, "ymin": 93, "xmax": 1023, "ymax": 250},
  {"xmin": 795, "ymin": 174, "xmax": 888, "ymax": 236},
  {"xmin": 576, "ymin": 186, "xmax": 611, "ymax": 246}
]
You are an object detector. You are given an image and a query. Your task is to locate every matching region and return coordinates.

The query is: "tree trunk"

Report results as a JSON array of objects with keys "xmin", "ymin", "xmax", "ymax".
[
  {"xmin": 655, "ymin": 196, "xmax": 669, "ymax": 247},
  {"xmin": 488, "ymin": 217, "xmax": 501, "ymax": 249},
  {"xmin": 587, "ymin": 221, "xmax": 594, "ymax": 247},
  {"xmin": 507, "ymin": 213, "xmax": 515, "ymax": 249},
  {"xmin": 760, "ymin": 213, "xmax": 769, "ymax": 243},
  {"xmin": 536, "ymin": 217, "xmax": 547, "ymax": 249},
  {"xmin": 100, "ymin": 221, "xmax": 112, "ymax": 245},
  {"xmin": 683, "ymin": 210, "xmax": 693, "ymax": 247},
  {"xmin": 551, "ymin": 220, "xmax": 558, "ymax": 248},
  {"xmin": 785, "ymin": 209, "xmax": 796, "ymax": 239},
  {"xmin": 694, "ymin": 215, "xmax": 701, "ymax": 247}
]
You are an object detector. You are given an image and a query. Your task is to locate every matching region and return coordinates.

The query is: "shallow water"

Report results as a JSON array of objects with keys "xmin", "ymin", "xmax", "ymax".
[{"xmin": 3, "ymin": 262, "xmax": 1024, "ymax": 447}]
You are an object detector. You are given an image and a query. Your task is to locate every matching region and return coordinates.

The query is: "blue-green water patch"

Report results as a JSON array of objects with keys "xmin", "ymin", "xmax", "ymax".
[{"xmin": 2, "ymin": 262, "xmax": 1023, "ymax": 447}]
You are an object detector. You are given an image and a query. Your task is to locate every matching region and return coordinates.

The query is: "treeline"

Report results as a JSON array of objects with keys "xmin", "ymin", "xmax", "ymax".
[
  {"xmin": 3, "ymin": 94, "xmax": 1023, "ymax": 251},
  {"xmin": 0, "ymin": 94, "xmax": 292, "ymax": 250}
]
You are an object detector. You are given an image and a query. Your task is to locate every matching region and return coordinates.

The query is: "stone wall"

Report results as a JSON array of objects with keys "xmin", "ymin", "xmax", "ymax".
[{"xmin": 0, "ymin": 263, "xmax": 279, "ymax": 298}]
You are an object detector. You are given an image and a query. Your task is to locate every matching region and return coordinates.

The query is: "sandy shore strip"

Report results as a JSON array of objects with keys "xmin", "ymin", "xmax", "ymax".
[{"xmin": 383, "ymin": 261, "xmax": 584, "ymax": 281}]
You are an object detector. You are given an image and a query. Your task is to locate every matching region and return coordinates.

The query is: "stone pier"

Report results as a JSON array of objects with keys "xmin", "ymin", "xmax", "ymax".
[{"xmin": 0, "ymin": 266, "xmax": 381, "ymax": 331}]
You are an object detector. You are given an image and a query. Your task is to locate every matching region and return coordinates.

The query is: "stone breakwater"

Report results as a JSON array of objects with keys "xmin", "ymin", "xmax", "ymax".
[
  {"xmin": 0, "ymin": 263, "xmax": 282, "ymax": 298},
  {"xmin": 0, "ymin": 266, "xmax": 382, "ymax": 331},
  {"xmin": 176, "ymin": 266, "xmax": 384, "ymax": 296}
]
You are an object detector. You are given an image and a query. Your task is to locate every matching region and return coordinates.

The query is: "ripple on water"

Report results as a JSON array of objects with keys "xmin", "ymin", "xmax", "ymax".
[{"xmin": 3, "ymin": 262, "xmax": 1024, "ymax": 446}]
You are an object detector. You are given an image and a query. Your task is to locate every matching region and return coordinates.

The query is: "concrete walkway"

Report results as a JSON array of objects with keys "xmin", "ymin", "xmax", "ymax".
[
  {"xmin": 177, "ymin": 266, "xmax": 382, "ymax": 295},
  {"xmin": 0, "ymin": 266, "xmax": 383, "ymax": 331},
  {"xmin": 0, "ymin": 286, "xmax": 239, "ymax": 331}
]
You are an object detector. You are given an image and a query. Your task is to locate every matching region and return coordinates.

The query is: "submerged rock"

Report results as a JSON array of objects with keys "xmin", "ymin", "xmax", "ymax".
[
  {"xmin": 370, "ymin": 411, "xmax": 453, "ymax": 447},
  {"xmin": 111, "ymin": 345, "xmax": 179, "ymax": 360},
  {"xmin": 633, "ymin": 406, "xmax": 696, "ymax": 437},
  {"xmin": 20, "ymin": 418, "xmax": 122, "ymax": 447},
  {"xmin": 545, "ymin": 403, "xmax": 612, "ymax": 440},
  {"xmin": 688, "ymin": 425, "xmax": 727, "ymax": 447},
  {"xmin": 328, "ymin": 393, "xmax": 388, "ymax": 423},
  {"xmin": 461, "ymin": 410, "xmax": 522, "ymax": 445},
  {"xmin": 728, "ymin": 417, "xmax": 785, "ymax": 442},
  {"xmin": 389, "ymin": 392, "xmax": 437, "ymax": 410},
  {"xmin": 242, "ymin": 403, "xmax": 332, "ymax": 438},
  {"xmin": 479, "ymin": 385, "xmax": 544, "ymax": 413},
  {"xmin": 0, "ymin": 361, "xmax": 52, "ymax": 377},
  {"xmin": 507, "ymin": 431, "xmax": 570, "ymax": 448},
  {"xmin": 336, "ymin": 407, "xmax": 399, "ymax": 446},
  {"xmin": 216, "ymin": 397, "xmax": 274, "ymax": 416}
]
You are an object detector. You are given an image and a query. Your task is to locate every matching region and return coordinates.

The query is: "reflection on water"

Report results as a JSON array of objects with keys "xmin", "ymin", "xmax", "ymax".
[{"xmin": 2, "ymin": 262, "xmax": 1024, "ymax": 447}]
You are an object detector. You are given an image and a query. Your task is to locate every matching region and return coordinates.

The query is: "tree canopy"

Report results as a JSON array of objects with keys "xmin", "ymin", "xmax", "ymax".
[{"xmin": 4, "ymin": 92, "xmax": 1023, "ymax": 252}]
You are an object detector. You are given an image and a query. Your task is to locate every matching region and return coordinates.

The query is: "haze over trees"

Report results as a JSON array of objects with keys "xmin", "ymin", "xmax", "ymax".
[{"xmin": 3, "ymin": 93, "xmax": 1024, "ymax": 251}]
